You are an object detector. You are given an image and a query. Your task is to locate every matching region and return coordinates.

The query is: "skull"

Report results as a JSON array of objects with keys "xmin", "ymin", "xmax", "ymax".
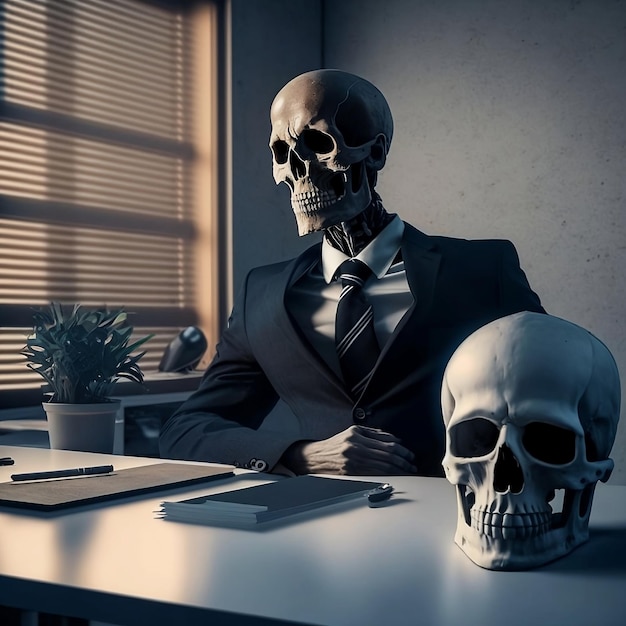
[
  {"xmin": 269, "ymin": 69, "xmax": 393, "ymax": 236},
  {"xmin": 441, "ymin": 312, "xmax": 620, "ymax": 570}
]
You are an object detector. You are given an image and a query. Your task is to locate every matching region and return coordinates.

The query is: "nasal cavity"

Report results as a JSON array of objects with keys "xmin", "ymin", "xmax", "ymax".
[
  {"xmin": 289, "ymin": 150, "xmax": 307, "ymax": 180},
  {"xmin": 493, "ymin": 443, "xmax": 524, "ymax": 494}
]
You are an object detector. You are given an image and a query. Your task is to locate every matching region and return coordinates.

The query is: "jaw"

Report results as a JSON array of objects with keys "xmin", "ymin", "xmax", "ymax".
[
  {"xmin": 292, "ymin": 204, "xmax": 365, "ymax": 236},
  {"xmin": 454, "ymin": 522, "xmax": 589, "ymax": 570},
  {"xmin": 453, "ymin": 485, "xmax": 593, "ymax": 570},
  {"xmin": 290, "ymin": 164, "xmax": 372, "ymax": 236},
  {"xmin": 292, "ymin": 194, "xmax": 370, "ymax": 236}
]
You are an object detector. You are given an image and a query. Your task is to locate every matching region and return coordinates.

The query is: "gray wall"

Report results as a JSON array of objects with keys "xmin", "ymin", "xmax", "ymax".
[
  {"xmin": 229, "ymin": 0, "xmax": 626, "ymax": 482},
  {"xmin": 230, "ymin": 0, "xmax": 323, "ymax": 295}
]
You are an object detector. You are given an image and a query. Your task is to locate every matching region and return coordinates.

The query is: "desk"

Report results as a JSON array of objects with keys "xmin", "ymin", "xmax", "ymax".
[{"xmin": 1, "ymin": 445, "xmax": 625, "ymax": 626}]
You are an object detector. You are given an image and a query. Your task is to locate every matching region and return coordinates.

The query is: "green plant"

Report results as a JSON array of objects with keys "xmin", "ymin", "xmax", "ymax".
[{"xmin": 22, "ymin": 302, "xmax": 153, "ymax": 403}]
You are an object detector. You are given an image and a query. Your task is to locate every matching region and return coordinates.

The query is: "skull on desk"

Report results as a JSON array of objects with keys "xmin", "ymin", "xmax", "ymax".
[
  {"xmin": 269, "ymin": 69, "xmax": 393, "ymax": 236},
  {"xmin": 441, "ymin": 312, "xmax": 621, "ymax": 570}
]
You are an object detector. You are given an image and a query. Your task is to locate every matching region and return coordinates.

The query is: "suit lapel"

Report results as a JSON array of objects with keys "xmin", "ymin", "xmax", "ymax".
[
  {"xmin": 399, "ymin": 225, "xmax": 441, "ymax": 326},
  {"xmin": 278, "ymin": 244, "xmax": 318, "ymax": 341},
  {"xmin": 376, "ymin": 224, "xmax": 441, "ymax": 357},
  {"xmin": 278, "ymin": 245, "xmax": 350, "ymax": 393}
]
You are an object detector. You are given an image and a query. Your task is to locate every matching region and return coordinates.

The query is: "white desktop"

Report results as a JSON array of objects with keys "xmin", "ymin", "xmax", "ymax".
[{"xmin": 1, "ymin": 444, "xmax": 625, "ymax": 626}]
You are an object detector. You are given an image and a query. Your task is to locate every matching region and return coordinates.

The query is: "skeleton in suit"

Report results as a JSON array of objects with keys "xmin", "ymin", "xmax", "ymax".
[{"xmin": 159, "ymin": 70, "xmax": 545, "ymax": 476}]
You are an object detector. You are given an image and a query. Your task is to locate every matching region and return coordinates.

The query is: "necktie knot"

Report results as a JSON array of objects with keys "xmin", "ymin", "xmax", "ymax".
[{"xmin": 336, "ymin": 259, "xmax": 373, "ymax": 288}]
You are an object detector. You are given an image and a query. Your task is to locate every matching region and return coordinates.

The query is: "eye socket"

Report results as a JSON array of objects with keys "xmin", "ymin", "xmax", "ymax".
[
  {"xmin": 449, "ymin": 418, "xmax": 500, "ymax": 458},
  {"xmin": 271, "ymin": 140, "xmax": 289, "ymax": 164},
  {"xmin": 522, "ymin": 422, "xmax": 576, "ymax": 465},
  {"xmin": 301, "ymin": 129, "xmax": 335, "ymax": 154}
]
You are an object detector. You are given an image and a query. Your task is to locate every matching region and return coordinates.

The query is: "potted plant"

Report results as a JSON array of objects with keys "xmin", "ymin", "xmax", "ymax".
[{"xmin": 22, "ymin": 302, "xmax": 153, "ymax": 453}]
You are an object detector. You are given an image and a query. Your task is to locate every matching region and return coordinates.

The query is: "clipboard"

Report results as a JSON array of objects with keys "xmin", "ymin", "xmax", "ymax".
[{"xmin": 0, "ymin": 463, "xmax": 234, "ymax": 511}]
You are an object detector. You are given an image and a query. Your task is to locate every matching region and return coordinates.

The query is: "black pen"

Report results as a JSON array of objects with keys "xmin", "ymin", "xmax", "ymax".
[
  {"xmin": 0, "ymin": 457, "xmax": 15, "ymax": 466},
  {"xmin": 11, "ymin": 464, "xmax": 114, "ymax": 482}
]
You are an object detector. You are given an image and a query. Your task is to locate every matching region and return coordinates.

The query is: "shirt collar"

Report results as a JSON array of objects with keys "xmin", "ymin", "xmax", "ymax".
[{"xmin": 322, "ymin": 215, "xmax": 404, "ymax": 283}]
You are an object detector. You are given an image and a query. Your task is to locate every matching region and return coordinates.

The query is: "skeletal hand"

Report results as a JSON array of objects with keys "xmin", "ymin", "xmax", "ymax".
[{"xmin": 281, "ymin": 425, "xmax": 417, "ymax": 475}]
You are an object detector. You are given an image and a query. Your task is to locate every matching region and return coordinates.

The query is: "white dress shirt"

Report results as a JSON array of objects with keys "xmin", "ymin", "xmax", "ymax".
[{"xmin": 286, "ymin": 215, "xmax": 414, "ymax": 376}]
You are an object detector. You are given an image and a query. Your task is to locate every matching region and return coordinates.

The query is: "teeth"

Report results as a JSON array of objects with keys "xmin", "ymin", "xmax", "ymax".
[
  {"xmin": 291, "ymin": 189, "xmax": 339, "ymax": 214},
  {"xmin": 470, "ymin": 506, "xmax": 553, "ymax": 539},
  {"xmin": 502, "ymin": 513, "xmax": 520, "ymax": 528},
  {"xmin": 502, "ymin": 526, "xmax": 515, "ymax": 540}
]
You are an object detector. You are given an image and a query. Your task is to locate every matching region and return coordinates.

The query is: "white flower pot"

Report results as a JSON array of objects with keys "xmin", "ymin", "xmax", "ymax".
[{"xmin": 43, "ymin": 400, "xmax": 121, "ymax": 454}]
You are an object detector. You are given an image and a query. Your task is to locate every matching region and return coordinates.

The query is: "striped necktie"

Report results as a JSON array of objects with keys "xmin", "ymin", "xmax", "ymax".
[{"xmin": 334, "ymin": 259, "xmax": 380, "ymax": 398}]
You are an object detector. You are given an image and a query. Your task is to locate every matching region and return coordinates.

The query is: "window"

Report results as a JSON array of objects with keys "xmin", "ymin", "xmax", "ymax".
[{"xmin": 0, "ymin": 0, "xmax": 224, "ymax": 407}]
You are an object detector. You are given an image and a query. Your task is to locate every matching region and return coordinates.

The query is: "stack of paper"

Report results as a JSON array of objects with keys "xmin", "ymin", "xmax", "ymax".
[{"xmin": 158, "ymin": 475, "xmax": 384, "ymax": 526}]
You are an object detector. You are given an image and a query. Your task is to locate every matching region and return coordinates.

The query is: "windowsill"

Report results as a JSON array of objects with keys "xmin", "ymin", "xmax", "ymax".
[
  {"xmin": 0, "ymin": 386, "xmax": 194, "ymax": 455},
  {"xmin": 115, "ymin": 370, "xmax": 203, "ymax": 397},
  {"xmin": 0, "ymin": 370, "xmax": 203, "ymax": 418}
]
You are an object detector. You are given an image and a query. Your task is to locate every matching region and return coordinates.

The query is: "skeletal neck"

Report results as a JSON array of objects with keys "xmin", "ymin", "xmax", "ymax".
[{"xmin": 324, "ymin": 192, "xmax": 394, "ymax": 257}]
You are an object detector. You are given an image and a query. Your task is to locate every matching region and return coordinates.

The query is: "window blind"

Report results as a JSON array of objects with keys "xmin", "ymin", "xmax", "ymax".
[{"xmin": 0, "ymin": 0, "xmax": 218, "ymax": 406}]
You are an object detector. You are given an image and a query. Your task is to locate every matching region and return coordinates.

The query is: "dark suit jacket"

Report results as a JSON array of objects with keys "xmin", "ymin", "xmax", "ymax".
[{"xmin": 159, "ymin": 224, "xmax": 545, "ymax": 476}]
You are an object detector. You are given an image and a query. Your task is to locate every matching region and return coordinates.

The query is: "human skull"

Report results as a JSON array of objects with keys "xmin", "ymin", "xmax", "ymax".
[
  {"xmin": 269, "ymin": 69, "xmax": 393, "ymax": 236},
  {"xmin": 441, "ymin": 312, "xmax": 621, "ymax": 570}
]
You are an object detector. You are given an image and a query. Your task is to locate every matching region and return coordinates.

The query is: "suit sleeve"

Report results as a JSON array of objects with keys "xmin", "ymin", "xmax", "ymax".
[
  {"xmin": 158, "ymin": 274, "xmax": 298, "ymax": 471},
  {"xmin": 498, "ymin": 241, "xmax": 546, "ymax": 315}
]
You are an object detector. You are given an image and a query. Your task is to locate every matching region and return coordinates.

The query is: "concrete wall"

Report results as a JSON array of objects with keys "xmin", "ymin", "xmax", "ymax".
[
  {"xmin": 229, "ymin": 0, "xmax": 626, "ymax": 482},
  {"xmin": 229, "ymin": 0, "xmax": 323, "ymax": 294}
]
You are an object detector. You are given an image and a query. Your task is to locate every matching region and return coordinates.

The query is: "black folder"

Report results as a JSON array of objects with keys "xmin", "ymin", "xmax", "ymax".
[{"xmin": 159, "ymin": 475, "xmax": 384, "ymax": 526}]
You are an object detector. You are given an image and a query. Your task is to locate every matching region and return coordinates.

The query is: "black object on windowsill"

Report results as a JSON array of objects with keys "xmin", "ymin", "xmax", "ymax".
[{"xmin": 158, "ymin": 326, "xmax": 208, "ymax": 373}]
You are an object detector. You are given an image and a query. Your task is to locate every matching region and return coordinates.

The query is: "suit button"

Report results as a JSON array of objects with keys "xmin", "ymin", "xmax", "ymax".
[{"xmin": 353, "ymin": 407, "xmax": 366, "ymax": 420}]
